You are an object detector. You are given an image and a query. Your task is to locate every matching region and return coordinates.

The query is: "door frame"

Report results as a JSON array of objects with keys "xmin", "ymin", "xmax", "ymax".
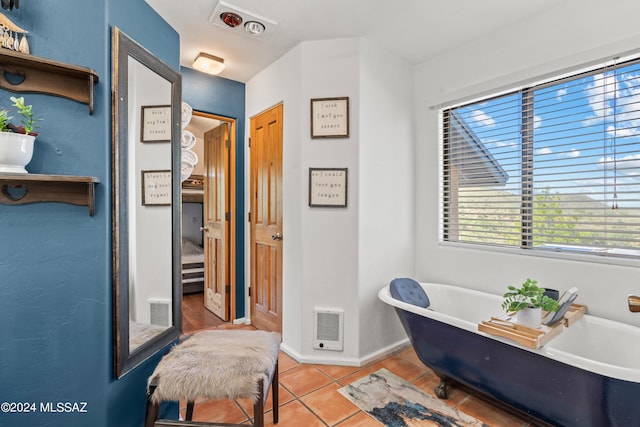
[{"xmin": 190, "ymin": 111, "xmax": 237, "ymax": 321}]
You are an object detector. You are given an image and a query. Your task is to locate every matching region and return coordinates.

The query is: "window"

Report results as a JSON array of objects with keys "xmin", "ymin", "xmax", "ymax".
[{"xmin": 441, "ymin": 58, "xmax": 640, "ymax": 260}]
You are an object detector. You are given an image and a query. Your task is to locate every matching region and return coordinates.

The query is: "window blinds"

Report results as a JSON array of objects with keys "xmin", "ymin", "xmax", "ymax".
[{"xmin": 442, "ymin": 59, "xmax": 640, "ymax": 258}]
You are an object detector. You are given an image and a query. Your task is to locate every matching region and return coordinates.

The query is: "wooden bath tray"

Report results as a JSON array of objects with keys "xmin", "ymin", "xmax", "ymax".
[
  {"xmin": 478, "ymin": 304, "xmax": 586, "ymax": 349},
  {"xmin": 563, "ymin": 303, "xmax": 587, "ymax": 327}
]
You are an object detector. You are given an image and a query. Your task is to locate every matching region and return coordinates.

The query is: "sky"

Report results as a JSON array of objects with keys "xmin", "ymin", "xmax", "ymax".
[{"xmin": 454, "ymin": 60, "xmax": 640, "ymax": 210}]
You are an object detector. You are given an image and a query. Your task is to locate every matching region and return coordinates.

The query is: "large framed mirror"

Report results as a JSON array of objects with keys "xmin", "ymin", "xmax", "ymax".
[{"xmin": 112, "ymin": 27, "xmax": 182, "ymax": 378}]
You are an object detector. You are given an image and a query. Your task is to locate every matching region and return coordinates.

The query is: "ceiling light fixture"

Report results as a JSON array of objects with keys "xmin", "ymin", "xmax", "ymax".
[
  {"xmin": 244, "ymin": 21, "xmax": 265, "ymax": 36},
  {"xmin": 209, "ymin": 1, "xmax": 278, "ymax": 40},
  {"xmin": 220, "ymin": 11, "xmax": 242, "ymax": 28},
  {"xmin": 192, "ymin": 52, "xmax": 225, "ymax": 75}
]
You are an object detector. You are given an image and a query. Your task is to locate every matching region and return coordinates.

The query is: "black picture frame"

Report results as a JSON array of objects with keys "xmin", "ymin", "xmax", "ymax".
[
  {"xmin": 308, "ymin": 168, "xmax": 348, "ymax": 207},
  {"xmin": 141, "ymin": 105, "xmax": 171, "ymax": 142},
  {"xmin": 310, "ymin": 97, "xmax": 349, "ymax": 139},
  {"xmin": 141, "ymin": 169, "xmax": 172, "ymax": 206}
]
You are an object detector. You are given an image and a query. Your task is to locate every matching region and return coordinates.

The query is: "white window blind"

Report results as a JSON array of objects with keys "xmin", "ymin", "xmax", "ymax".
[{"xmin": 441, "ymin": 58, "xmax": 640, "ymax": 259}]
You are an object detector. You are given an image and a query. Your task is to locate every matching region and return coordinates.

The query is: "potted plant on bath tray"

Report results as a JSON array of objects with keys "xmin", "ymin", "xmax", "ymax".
[
  {"xmin": 502, "ymin": 278, "xmax": 560, "ymax": 329},
  {"xmin": 0, "ymin": 96, "xmax": 40, "ymax": 174}
]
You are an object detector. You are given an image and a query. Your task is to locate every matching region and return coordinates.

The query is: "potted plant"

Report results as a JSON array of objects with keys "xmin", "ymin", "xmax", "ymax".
[
  {"xmin": 502, "ymin": 278, "xmax": 560, "ymax": 328},
  {"xmin": 0, "ymin": 96, "xmax": 41, "ymax": 174}
]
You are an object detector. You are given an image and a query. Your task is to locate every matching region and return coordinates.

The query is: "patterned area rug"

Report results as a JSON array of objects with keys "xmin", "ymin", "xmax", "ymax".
[{"xmin": 338, "ymin": 369, "xmax": 488, "ymax": 427}]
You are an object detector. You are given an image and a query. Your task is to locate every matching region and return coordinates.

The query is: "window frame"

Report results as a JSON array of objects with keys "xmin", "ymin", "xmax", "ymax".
[{"xmin": 439, "ymin": 56, "xmax": 640, "ymax": 267}]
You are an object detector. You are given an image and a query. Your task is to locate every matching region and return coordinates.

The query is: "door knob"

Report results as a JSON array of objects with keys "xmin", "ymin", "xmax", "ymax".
[
  {"xmin": 271, "ymin": 232, "xmax": 282, "ymax": 241},
  {"xmin": 200, "ymin": 226, "xmax": 209, "ymax": 232}
]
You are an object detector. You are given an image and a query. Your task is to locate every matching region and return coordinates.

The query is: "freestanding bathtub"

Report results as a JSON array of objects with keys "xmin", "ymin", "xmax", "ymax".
[{"xmin": 379, "ymin": 279, "xmax": 640, "ymax": 427}]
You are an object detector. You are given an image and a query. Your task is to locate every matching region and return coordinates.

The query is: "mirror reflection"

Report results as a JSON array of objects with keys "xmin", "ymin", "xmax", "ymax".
[
  {"xmin": 181, "ymin": 112, "xmax": 235, "ymax": 322},
  {"xmin": 113, "ymin": 27, "xmax": 182, "ymax": 378},
  {"xmin": 127, "ymin": 56, "xmax": 174, "ymax": 351}
]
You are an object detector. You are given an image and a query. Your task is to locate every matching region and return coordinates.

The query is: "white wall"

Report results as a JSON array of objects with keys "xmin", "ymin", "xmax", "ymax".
[
  {"xmin": 246, "ymin": 38, "xmax": 414, "ymax": 364},
  {"xmin": 299, "ymin": 39, "xmax": 361, "ymax": 362},
  {"xmin": 414, "ymin": 0, "xmax": 640, "ymax": 327},
  {"xmin": 357, "ymin": 39, "xmax": 414, "ymax": 357}
]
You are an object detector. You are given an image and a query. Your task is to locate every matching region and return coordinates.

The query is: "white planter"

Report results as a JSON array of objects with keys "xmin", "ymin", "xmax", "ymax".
[
  {"xmin": 0, "ymin": 132, "xmax": 36, "ymax": 174},
  {"xmin": 516, "ymin": 307, "xmax": 542, "ymax": 329}
]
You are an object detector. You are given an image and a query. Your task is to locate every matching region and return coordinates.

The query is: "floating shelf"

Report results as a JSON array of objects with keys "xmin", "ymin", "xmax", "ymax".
[
  {"xmin": 0, "ymin": 49, "xmax": 99, "ymax": 114},
  {"xmin": 0, "ymin": 173, "xmax": 100, "ymax": 216}
]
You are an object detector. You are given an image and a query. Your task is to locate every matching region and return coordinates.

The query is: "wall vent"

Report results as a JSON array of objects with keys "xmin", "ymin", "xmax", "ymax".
[
  {"xmin": 149, "ymin": 299, "xmax": 171, "ymax": 327},
  {"xmin": 313, "ymin": 308, "xmax": 343, "ymax": 351}
]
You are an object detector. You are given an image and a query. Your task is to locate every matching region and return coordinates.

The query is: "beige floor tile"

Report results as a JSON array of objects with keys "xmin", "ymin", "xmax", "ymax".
[
  {"xmin": 336, "ymin": 367, "xmax": 374, "ymax": 386},
  {"xmin": 299, "ymin": 383, "xmax": 360, "ymax": 425},
  {"xmin": 334, "ymin": 410, "xmax": 383, "ymax": 426},
  {"xmin": 314, "ymin": 363, "xmax": 362, "ymax": 380},
  {"xmin": 279, "ymin": 364, "xmax": 333, "ymax": 397},
  {"xmin": 278, "ymin": 351, "xmax": 300, "ymax": 373},
  {"xmin": 262, "ymin": 400, "xmax": 325, "ymax": 427},
  {"xmin": 395, "ymin": 345, "xmax": 424, "ymax": 368},
  {"xmin": 235, "ymin": 383, "xmax": 295, "ymax": 417},
  {"xmin": 367, "ymin": 354, "xmax": 426, "ymax": 382}
]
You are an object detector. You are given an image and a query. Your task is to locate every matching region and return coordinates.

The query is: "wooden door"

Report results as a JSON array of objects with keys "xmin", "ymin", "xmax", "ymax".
[
  {"xmin": 250, "ymin": 104, "xmax": 283, "ymax": 333},
  {"xmin": 203, "ymin": 123, "xmax": 230, "ymax": 320}
]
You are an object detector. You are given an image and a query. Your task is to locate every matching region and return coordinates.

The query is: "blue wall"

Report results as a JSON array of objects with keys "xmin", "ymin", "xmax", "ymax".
[
  {"xmin": 180, "ymin": 67, "xmax": 246, "ymax": 318},
  {"xmin": 0, "ymin": 1, "xmax": 180, "ymax": 426}
]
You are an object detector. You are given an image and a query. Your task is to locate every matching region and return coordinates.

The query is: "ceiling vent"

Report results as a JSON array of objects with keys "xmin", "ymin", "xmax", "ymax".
[{"xmin": 209, "ymin": 0, "xmax": 277, "ymax": 40}]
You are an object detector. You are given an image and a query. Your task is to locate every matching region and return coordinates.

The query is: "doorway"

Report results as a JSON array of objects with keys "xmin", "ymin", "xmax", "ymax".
[
  {"xmin": 249, "ymin": 103, "xmax": 283, "ymax": 333},
  {"xmin": 182, "ymin": 111, "xmax": 237, "ymax": 329}
]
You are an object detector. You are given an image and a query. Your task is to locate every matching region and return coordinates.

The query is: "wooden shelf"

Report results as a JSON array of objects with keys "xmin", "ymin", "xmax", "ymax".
[
  {"xmin": 0, "ymin": 173, "xmax": 99, "ymax": 216},
  {"xmin": 0, "ymin": 49, "xmax": 99, "ymax": 114}
]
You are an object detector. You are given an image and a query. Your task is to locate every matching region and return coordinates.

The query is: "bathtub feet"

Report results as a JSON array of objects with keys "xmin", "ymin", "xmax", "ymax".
[{"xmin": 434, "ymin": 378, "xmax": 449, "ymax": 399}]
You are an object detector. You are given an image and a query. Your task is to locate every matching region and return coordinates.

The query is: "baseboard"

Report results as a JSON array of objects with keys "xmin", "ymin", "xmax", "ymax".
[
  {"xmin": 279, "ymin": 338, "xmax": 411, "ymax": 367},
  {"xmin": 280, "ymin": 343, "xmax": 361, "ymax": 366},
  {"xmin": 359, "ymin": 338, "xmax": 411, "ymax": 366}
]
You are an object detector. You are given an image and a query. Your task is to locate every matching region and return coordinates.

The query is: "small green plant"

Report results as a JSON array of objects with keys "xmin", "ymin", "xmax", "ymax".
[
  {"xmin": 0, "ymin": 96, "xmax": 40, "ymax": 135},
  {"xmin": 9, "ymin": 96, "xmax": 39, "ymax": 135},
  {"xmin": 502, "ymin": 278, "xmax": 561, "ymax": 313}
]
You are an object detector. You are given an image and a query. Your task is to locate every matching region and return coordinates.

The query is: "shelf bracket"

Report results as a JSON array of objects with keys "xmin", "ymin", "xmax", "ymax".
[{"xmin": 0, "ymin": 50, "xmax": 99, "ymax": 114}]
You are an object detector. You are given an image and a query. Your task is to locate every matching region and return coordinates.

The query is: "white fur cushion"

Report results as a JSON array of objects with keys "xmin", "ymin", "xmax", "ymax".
[{"xmin": 148, "ymin": 330, "xmax": 281, "ymax": 403}]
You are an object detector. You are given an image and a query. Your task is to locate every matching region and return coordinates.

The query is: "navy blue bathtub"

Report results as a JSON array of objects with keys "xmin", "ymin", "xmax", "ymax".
[{"xmin": 380, "ymin": 279, "xmax": 640, "ymax": 427}]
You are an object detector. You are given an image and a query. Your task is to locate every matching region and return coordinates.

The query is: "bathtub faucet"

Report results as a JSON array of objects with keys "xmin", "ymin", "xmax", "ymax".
[{"xmin": 629, "ymin": 295, "xmax": 640, "ymax": 312}]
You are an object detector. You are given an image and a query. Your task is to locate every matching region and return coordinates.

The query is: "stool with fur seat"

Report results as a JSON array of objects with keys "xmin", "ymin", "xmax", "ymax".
[{"xmin": 145, "ymin": 329, "xmax": 281, "ymax": 427}]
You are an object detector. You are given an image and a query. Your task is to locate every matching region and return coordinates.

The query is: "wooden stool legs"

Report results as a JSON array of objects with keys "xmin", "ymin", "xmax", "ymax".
[
  {"xmin": 251, "ymin": 361, "xmax": 279, "ymax": 427},
  {"xmin": 144, "ymin": 361, "xmax": 279, "ymax": 427},
  {"xmin": 145, "ymin": 383, "xmax": 159, "ymax": 427},
  {"xmin": 185, "ymin": 401, "xmax": 195, "ymax": 421},
  {"xmin": 272, "ymin": 361, "xmax": 279, "ymax": 424}
]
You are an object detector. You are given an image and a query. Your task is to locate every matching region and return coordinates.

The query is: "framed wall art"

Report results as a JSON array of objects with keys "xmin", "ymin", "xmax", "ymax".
[
  {"xmin": 310, "ymin": 97, "xmax": 349, "ymax": 139},
  {"xmin": 141, "ymin": 105, "xmax": 171, "ymax": 142},
  {"xmin": 141, "ymin": 170, "xmax": 172, "ymax": 205},
  {"xmin": 308, "ymin": 168, "xmax": 348, "ymax": 207}
]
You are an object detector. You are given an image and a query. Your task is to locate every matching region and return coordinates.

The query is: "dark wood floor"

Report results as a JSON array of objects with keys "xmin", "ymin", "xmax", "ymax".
[{"xmin": 182, "ymin": 292, "xmax": 227, "ymax": 333}]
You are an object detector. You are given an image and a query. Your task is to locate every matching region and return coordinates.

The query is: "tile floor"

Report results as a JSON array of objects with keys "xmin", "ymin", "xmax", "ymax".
[
  {"xmin": 176, "ymin": 328, "xmax": 534, "ymax": 426},
  {"xmin": 178, "ymin": 295, "xmax": 535, "ymax": 426}
]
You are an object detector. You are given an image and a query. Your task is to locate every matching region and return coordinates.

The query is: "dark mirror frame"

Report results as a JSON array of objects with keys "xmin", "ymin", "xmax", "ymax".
[{"xmin": 112, "ymin": 27, "xmax": 182, "ymax": 378}]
